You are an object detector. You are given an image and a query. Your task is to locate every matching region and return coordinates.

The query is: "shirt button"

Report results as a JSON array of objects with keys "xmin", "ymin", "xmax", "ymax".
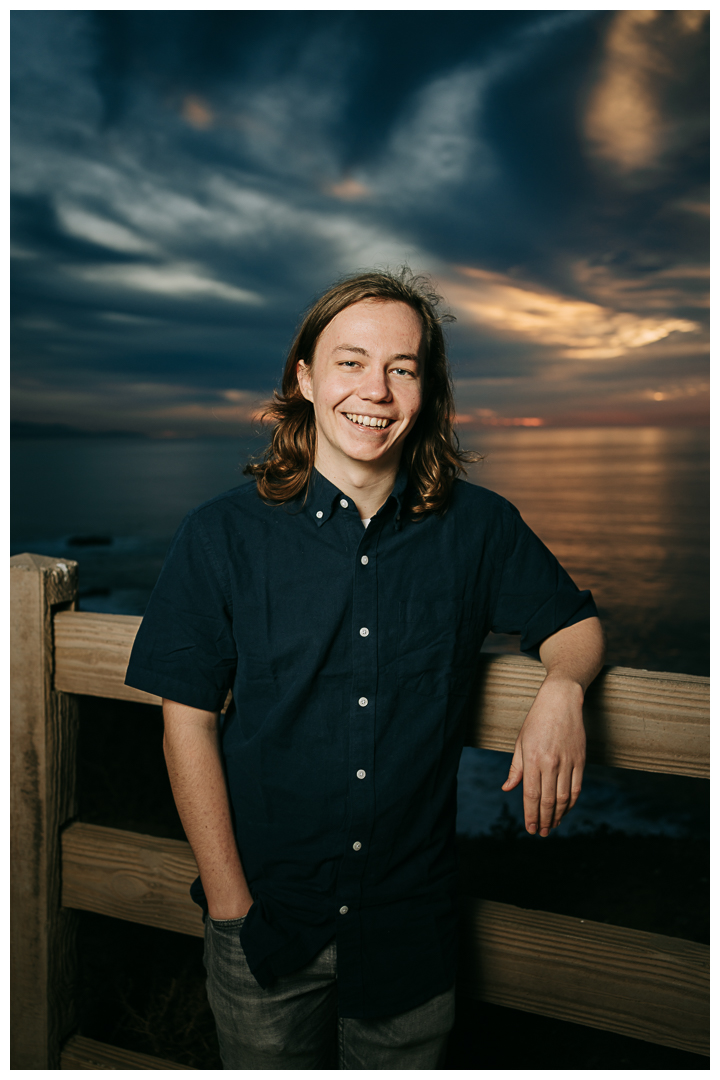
[
  {"xmin": 352, "ymin": 841, "xmax": 362, "ymax": 851},
  {"xmin": 359, "ymin": 627, "xmax": 369, "ymax": 637},
  {"xmin": 315, "ymin": 510, "xmax": 323, "ymax": 519},
  {"xmin": 340, "ymin": 499, "xmax": 349, "ymax": 508},
  {"xmin": 356, "ymin": 769, "xmax": 366, "ymax": 779},
  {"xmin": 339, "ymin": 905, "xmax": 349, "ymax": 915},
  {"xmin": 358, "ymin": 697, "xmax": 368, "ymax": 707},
  {"xmin": 361, "ymin": 555, "xmax": 369, "ymax": 565}
]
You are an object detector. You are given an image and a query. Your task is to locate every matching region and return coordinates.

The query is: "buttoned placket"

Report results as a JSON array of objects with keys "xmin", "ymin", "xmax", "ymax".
[
  {"xmin": 306, "ymin": 479, "xmax": 406, "ymax": 1010},
  {"xmin": 332, "ymin": 495, "xmax": 388, "ymax": 1008}
]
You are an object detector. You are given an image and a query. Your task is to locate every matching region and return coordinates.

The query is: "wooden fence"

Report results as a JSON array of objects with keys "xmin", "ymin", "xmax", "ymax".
[{"xmin": 10, "ymin": 553, "xmax": 710, "ymax": 1069}]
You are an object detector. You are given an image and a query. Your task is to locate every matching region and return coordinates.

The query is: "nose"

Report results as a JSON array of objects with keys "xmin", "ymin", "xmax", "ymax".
[{"xmin": 359, "ymin": 363, "xmax": 392, "ymax": 402}]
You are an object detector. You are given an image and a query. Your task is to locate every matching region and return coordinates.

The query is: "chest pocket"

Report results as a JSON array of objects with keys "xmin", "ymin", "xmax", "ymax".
[{"xmin": 396, "ymin": 600, "xmax": 479, "ymax": 701}]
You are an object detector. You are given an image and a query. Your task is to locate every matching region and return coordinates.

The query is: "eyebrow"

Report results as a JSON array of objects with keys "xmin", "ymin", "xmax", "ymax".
[{"xmin": 334, "ymin": 344, "xmax": 420, "ymax": 362}]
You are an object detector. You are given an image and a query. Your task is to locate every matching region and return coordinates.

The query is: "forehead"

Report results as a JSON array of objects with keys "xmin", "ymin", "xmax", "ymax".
[{"xmin": 318, "ymin": 299, "xmax": 423, "ymax": 348}]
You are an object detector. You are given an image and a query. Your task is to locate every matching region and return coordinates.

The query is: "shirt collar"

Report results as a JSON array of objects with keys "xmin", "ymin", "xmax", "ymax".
[
  {"xmin": 305, "ymin": 465, "xmax": 409, "ymax": 530},
  {"xmin": 305, "ymin": 468, "xmax": 342, "ymax": 527}
]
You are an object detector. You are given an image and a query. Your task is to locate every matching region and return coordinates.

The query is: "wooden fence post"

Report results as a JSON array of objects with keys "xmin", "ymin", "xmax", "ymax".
[{"xmin": 11, "ymin": 553, "xmax": 80, "ymax": 1069}]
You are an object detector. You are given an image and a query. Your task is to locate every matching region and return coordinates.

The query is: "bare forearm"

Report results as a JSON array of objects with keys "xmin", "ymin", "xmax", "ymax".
[
  {"xmin": 538, "ymin": 615, "xmax": 605, "ymax": 694},
  {"xmin": 163, "ymin": 699, "xmax": 253, "ymax": 919}
]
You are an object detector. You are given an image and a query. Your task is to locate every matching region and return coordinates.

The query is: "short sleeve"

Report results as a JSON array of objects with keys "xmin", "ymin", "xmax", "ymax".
[
  {"xmin": 125, "ymin": 511, "xmax": 237, "ymax": 711},
  {"xmin": 491, "ymin": 502, "xmax": 598, "ymax": 660}
]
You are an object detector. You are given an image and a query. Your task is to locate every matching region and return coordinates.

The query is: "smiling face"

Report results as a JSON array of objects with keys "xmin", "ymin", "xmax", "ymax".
[{"xmin": 296, "ymin": 299, "xmax": 424, "ymax": 479}]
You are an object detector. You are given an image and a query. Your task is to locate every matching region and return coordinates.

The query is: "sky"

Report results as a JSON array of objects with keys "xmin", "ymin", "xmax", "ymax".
[{"xmin": 11, "ymin": 9, "xmax": 709, "ymax": 437}]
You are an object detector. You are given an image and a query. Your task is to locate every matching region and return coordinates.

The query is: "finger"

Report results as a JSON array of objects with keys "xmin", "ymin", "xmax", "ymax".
[
  {"xmin": 568, "ymin": 765, "xmax": 583, "ymax": 812},
  {"xmin": 522, "ymin": 767, "xmax": 541, "ymax": 836},
  {"xmin": 502, "ymin": 743, "xmax": 523, "ymax": 791},
  {"xmin": 538, "ymin": 769, "xmax": 559, "ymax": 837},
  {"xmin": 552, "ymin": 769, "xmax": 572, "ymax": 828}
]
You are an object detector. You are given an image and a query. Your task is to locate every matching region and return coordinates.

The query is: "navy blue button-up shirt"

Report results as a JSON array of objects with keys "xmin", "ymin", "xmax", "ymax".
[{"xmin": 125, "ymin": 468, "xmax": 597, "ymax": 1018}]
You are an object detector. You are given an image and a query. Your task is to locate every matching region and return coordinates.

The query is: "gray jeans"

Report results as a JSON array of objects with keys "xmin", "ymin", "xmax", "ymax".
[{"xmin": 204, "ymin": 915, "xmax": 455, "ymax": 1069}]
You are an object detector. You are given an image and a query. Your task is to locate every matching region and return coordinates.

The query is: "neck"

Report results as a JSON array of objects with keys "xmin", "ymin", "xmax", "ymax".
[{"xmin": 312, "ymin": 450, "xmax": 401, "ymax": 520}]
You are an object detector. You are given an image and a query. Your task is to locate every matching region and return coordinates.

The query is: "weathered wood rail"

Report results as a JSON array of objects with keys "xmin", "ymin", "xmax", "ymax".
[
  {"xmin": 10, "ymin": 554, "xmax": 710, "ymax": 1068},
  {"xmin": 53, "ymin": 609, "xmax": 710, "ymax": 777}
]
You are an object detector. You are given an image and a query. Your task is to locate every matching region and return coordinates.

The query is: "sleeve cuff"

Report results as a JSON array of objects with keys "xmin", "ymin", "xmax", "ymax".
[
  {"xmin": 124, "ymin": 662, "xmax": 229, "ymax": 712},
  {"xmin": 520, "ymin": 590, "xmax": 598, "ymax": 660}
]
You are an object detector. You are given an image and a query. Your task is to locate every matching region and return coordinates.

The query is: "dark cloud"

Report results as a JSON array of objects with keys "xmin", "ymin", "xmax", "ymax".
[{"xmin": 11, "ymin": 10, "xmax": 708, "ymax": 436}]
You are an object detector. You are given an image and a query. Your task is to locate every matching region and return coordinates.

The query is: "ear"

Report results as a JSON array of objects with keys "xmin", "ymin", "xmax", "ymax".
[{"xmin": 296, "ymin": 359, "xmax": 314, "ymax": 403}]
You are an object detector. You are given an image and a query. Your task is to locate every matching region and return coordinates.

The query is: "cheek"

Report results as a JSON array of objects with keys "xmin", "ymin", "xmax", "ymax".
[{"xmin": 407, "ymin": 392, "xmax": 423, "ymax": 422}]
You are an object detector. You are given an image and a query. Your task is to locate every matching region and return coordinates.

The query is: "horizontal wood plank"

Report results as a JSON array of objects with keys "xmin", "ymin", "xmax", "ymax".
[
  {"xmin": 468, "ymin": 654, "xmax": 709, "ymax": 777},
  {"xmin": 54, "ymin": 611, "xmax": 709, "ymax": 777},
  {"xmin": 61, "ymin": 823, "xmax": 203, "ymax": 938},
  {"xmin": 54, "ymin": 611, "xmax": 158, "ymax": 705},
  {"xmin": 458, "ymin": 896, "xmax": 709, "ymax": 1057},
  {"xmin": 62, "ymin": 824, "xmax": 709, "ymax": 1056},
  {"xmin": 61, "ymin": 1034, "xmax": 193, "ymax": 1069}
]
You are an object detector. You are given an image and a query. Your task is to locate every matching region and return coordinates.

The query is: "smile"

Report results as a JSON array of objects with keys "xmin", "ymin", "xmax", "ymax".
[{"xmin": 344, "ymin": 413, "xmax": 393, "ymax": 429}]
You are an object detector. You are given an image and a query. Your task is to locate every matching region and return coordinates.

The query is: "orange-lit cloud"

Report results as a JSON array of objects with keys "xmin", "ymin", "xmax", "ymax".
[
  {"xmin": 677, "ymin": 11, "xmax": 707, "ymax": 33},
  {"xmin": 644, "ymin": 380, "xmax": 708, "ymax": 403},
  {"xmin": 573, "ymin": 259, "xmax": 709, "ymax": 312},
  {"xmin": 182, "ymin": 95, "xmax": 214, "ymax": 130},
  {"xmin": 584, "ymin": 11, "xmax": 662, "ymax": 172},
  {"xmin": 675, "ymin": 199, "xmax": 710, "ymax": 217},
  {"xmin": 444, "ymin": 266, "xmax": 698, "ymax": 359},
  {"xmin": 151, "ymin": 402, "xmax": 258, "ymax": 423},
  {"xmin": 583, "ymin": 10, "xmax": 708, "ymax": 174},
  {"xmin": 147, "ymin": 389, "xmax": 269, "ymax": 427},
  {"xmin": 325, "ymin": 178, "xmax": 371, "ymax": 201},
  {"xmin": 222, "ymin": 389, "xmax": 268, "ymax": 422},
  {"xmin": 455, "ymin": 408, "xmax": 543, "ymax": 428}
]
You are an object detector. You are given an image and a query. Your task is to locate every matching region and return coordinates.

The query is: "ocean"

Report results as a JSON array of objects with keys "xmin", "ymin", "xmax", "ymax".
[{"xmin": 11, "ymin": 426, "xmax": 708, "ymax": 838}]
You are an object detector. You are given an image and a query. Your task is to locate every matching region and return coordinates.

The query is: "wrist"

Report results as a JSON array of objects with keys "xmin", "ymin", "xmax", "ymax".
[
  {"xmin": 541, "ymin": 671, "xmax": 585, "ymax": 702},
  {"xmin": 202, "ymin": 871, "xmax": 253, "ymax": 921},
  {"xmin": 206, "ymin": 891, "xmax": 253, "ymax": 920},
  {"xmin": 208, "ymin": 900, "xmax": 253, "ymax": 920}
]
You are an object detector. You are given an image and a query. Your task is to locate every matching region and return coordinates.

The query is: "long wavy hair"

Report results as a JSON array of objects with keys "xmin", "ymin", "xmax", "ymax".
[{"xmin": 245, "ymin": 268, "xmax": 478, "ymax": 517}]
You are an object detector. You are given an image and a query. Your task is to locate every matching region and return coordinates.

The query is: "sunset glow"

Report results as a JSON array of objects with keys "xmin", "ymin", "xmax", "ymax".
[
  {"xmin": 456, "ymin": 410, "xmax": 544, "ymax": 428},
  {"xmin": 11, "ymin": 11, "xmax": 707, "ymax": 437},
  {"xmin": 445, "ymin": 266, "xmax": 699, "ymax": 360}
]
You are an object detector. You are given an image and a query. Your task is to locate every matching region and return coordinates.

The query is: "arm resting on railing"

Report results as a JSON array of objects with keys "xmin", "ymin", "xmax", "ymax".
[
  {"xmin": 502, "ymin": 615, "xmax": 605, "ymax": 838},
  {"xmin": 162, "ymin": 700, "xmax": 253, "ymax": 921}
]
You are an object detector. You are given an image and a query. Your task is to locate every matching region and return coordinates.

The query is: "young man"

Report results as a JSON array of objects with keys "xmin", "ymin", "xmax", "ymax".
[{"xmin": 125, "ymin": 270, "xmax": 604, "ymax": 1069}]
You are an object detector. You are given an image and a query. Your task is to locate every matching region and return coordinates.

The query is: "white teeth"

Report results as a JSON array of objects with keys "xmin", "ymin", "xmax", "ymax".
[{"xmin": 346, "ymin": 414, "xmax": 389, "ymax": 428}]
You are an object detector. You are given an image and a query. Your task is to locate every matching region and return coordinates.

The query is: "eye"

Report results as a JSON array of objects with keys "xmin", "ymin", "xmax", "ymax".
[
  {"xmin": 391, "ymin": 366, "xmax": 416, "ymax": 377},
  {"xmin": 339, "ymin": 360, "xmax": 360, "ymax": 368}
]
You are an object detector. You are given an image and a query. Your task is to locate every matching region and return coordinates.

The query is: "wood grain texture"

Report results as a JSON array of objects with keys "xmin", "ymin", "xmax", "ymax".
[
  {"xmin": 458, "ymin": 897, "xmax": 709, "ymax": 1057},
  {"xmin": 61, "ymin": 822, "xmax": 203, "ymax": 938},
  {"xmin": 10, "ymin": 554, "xmax": 80, "ymax": 1069},
  {"xmin": 61, "ymin": 825, "xmax": 709, "ymax": 1055},
  {"xmin": 61, "ymin": 1035, "xmax": 193, "ymax": 1069},
  {"xmin": 467, "ymin": 654, "xmax": 709, "ymax": 777},
  {"xmin": 53, "ymin": 610, "xmax": 159, "ymax": 704},
  {"xmin": 53, "ymin": 611, "xmax": 709, "ymax": 777}
]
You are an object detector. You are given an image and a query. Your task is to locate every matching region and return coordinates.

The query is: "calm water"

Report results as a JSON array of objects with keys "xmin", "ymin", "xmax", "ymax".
[
  {"xmin": 464, "ymin": 427, "xmax": 708, "ymax": 678},
  {"xmin": 11, "ymin": 427, "xmax": 708, "ymax": 837}
]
